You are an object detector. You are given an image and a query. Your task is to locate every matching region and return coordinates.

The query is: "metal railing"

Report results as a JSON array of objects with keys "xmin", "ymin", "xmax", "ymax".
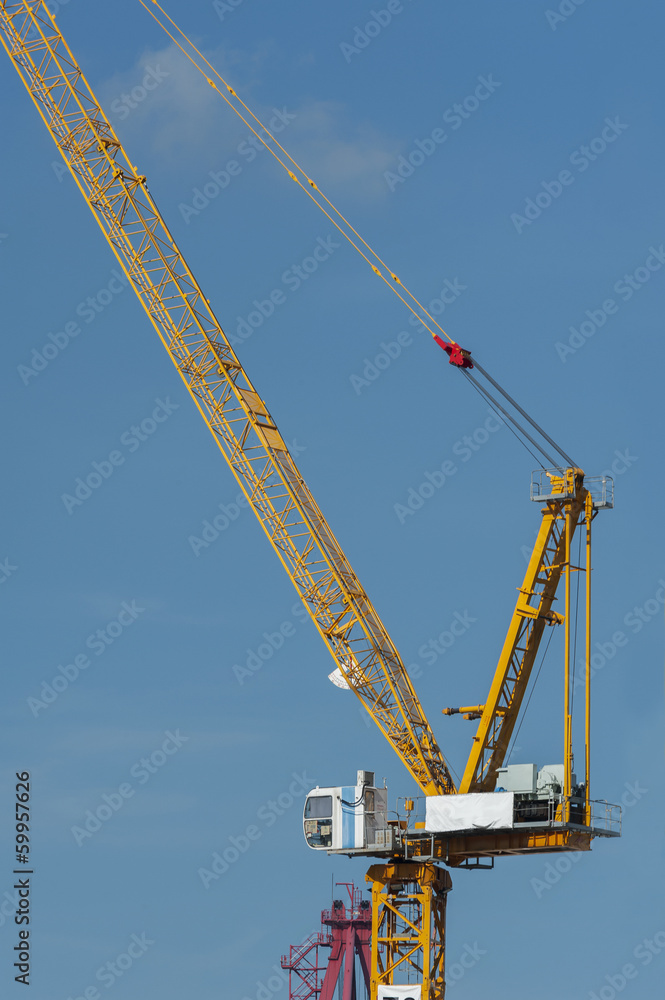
[
  {"xmin": 584, "ymin": 476, "xmax": 615, "ymax": 509},
  {"xmin": 530, "ymin": 469, "xmax": 614, "ymax": 508},
  {"xmin": 514, "ymin": 794, "xmax": 622, "ymax": 835},
  {"xmin": 583, "ymin": 797, "xmax": 622, "ymax": 835}
]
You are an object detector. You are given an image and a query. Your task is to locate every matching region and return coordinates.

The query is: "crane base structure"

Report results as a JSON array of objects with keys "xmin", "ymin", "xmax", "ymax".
[
  {"xmin": 367, "ymin": 863, "xmax": 452, "ymax": 1000},
  {"xmin": 282, "ymin": 874, "xmax": 450, "ymax": 1000},
  {"xmin": 281, "ymin": 884, "xmax": 372, "ymax": 1000}
]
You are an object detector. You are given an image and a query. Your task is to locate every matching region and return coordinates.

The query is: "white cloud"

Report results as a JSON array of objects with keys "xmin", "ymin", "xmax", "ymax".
[
  {"xmin": 98, "ymin": 44, "xmax": 227, "ymax": 158},
  {"xmin": 287, "ymin": 101, "xmax": 400, "ymax": 197},
  {"xmin": 97, "ymin": 44, "xmax": 399, "ymax": 198}
]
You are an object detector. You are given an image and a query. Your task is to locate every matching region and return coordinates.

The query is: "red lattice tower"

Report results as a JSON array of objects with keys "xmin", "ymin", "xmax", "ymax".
[
  {"xmin": 281, "ymin": 883, "xmax": 372, "ymax": 1000},
  {"xmin": 281, "ymin": 930, "xmax": 332, "ymax": 1000}
]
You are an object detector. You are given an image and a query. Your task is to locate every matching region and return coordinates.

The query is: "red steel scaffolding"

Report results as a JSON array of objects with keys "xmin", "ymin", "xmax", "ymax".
[{"xmin": 281, "ymin": 884, "xmax": 371, "ymax": 1000}]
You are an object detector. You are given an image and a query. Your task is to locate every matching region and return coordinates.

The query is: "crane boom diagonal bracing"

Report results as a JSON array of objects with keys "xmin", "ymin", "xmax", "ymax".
[
  {"xmin": 458, "ymin": 469, "xmax": 587, "ymax": 793},
  {"xmin": 0, "ymin": 0, "xmax": 455, "ymax": 797}
]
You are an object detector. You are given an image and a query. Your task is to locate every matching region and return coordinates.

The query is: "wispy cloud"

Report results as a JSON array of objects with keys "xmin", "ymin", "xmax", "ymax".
[
  {"xmin": 98, "ymin": 44, "xmax": 235, "ymax": 159},
  {"xmin": 97, "ymin": 44, "xmax": 399, "ymax": 198},
  {"xmin": 288, "ymin": 100, "xmax": 400, "ymax": 197}
]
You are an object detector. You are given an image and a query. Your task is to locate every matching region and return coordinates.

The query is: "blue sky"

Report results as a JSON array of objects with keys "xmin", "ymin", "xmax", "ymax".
[{"xmin": 1, "ymin": 1, "xmax": 663, "ymax": 997}]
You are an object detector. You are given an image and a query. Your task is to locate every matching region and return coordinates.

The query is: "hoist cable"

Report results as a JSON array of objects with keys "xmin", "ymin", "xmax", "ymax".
[
  {"xmin": 462, "ymin": 369, "xmax": 560, "ymax": 470},
  {"xmin": 460, "ymin": 369, "xmax": 546, "ymax": 470},
  {"xmin": 472, "ymin": 358, "xmax": 577, "ymax": 469},
  {"xmin": 138, "ymin": 0, "xmax": 456, "ymax": 349},
  {"xmin": 139, "ymin": 0, "xmax": 578, "ymax": 475}
]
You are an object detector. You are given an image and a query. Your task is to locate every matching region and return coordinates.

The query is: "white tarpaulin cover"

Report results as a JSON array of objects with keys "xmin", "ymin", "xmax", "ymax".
[
  {"xmin": 425, "ymin": 792, "xmax": 515, "ymax": 832},
  {"xmin": 378, "ymin": 986, "xmax": 421, "ymax": 1000},
  {"xmin": 328, "ymin": 667, "xmax": 350, "ymax": 689}
]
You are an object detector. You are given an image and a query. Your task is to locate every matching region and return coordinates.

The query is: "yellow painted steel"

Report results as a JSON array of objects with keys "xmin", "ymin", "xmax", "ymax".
[
  {"xmin": 0, "ymin": 0, "xmax": 601, "ymax": 811},
  {"xmin": 459, "ymin": 469, "xmax": 588, "ymax": 793},
  {"xmin": 2, "ymin": 8, "xmax": 618, "ymax": 997},
  {"xmin": 585, "ymin": 492, "xmax": 593, "ymax": 826},
  {"xmin": 403, "ymin": 827, "xmax": 593, "ymax": 867},
  {"xmin": 0, "ymin": 0, "xmax": 455, "ymax": 797},
  {"xmin": 563, "ymin": 501, "xmax": 573, "ymax": 821},
  {"xmin": 367, "ymin": 863, "xmax": 451, "ymax": 1000}
]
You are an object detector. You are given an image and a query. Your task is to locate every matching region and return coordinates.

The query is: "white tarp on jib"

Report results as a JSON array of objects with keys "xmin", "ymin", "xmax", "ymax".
[{"xmin": 425, "ymin": 792, "xmax": 515, "ymax": 832}]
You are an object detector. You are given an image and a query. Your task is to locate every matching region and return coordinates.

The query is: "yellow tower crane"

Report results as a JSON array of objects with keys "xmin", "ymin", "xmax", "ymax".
[{"xmin": 0, "ymin": 3, "xmax": 620, "ymax": 997}]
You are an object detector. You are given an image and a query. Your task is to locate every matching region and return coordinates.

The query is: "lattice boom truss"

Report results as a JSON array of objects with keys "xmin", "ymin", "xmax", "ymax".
[{"xmin": 0, "ymin": 0, "xmax": 455, "ymax": 795}]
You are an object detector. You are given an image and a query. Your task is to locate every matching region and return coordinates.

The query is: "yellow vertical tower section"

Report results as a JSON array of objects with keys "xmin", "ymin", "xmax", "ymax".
[
  {"xmin": 584, "ymin": 492, "xmax": 593, "ymax": 826},
  {"xmin": 367, "ymin": 863, "xmax": 452, "ymax": 1000},
  {"xmin": 0, "ymin": 0, "xmax": 455, "ymax": 797},
  {"xmin": 458, "ymin": 469, "xmax": 588, "ymax": 793}
]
